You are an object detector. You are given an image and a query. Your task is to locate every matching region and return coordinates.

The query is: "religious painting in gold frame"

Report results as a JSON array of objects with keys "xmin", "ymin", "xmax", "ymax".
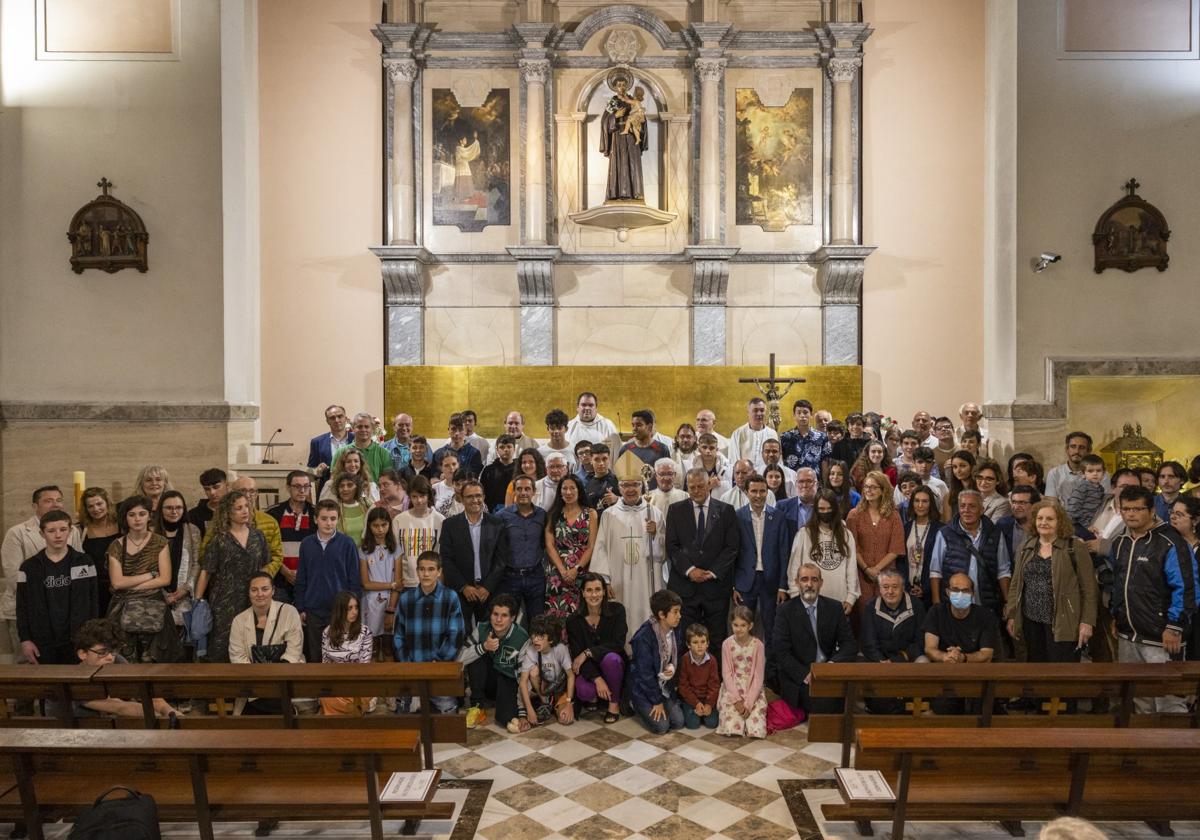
[
  {"xmin": 385, "ymin": 365, "xmax": 861, "ymax": 439},
  {"xmin": 734, "ymin": 88, "xmax": 814, "ymax": 232}
]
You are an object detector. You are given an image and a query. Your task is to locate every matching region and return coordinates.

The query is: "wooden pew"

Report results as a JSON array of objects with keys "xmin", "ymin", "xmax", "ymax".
[
  {"xmin": 93, "ymin": 662, "xmax": 466, "ymax": 767},
  {"xmin": 0, "ymin": 663, "xmax": 467, "ymax": 768},
  {"xmin": 0, "ymin": 666, "xmax": 109, "ymax": 727},
  {"xmin": 0, "ymin": 728, "xmax": 452, "ymax": 840},
  {"xmin": 808, "ymin": 661, "xmax": 1200, "ymax": 767},
  {"xmin": 822, "ymin": 727, "xmax": 1200, "ymax": 838}
]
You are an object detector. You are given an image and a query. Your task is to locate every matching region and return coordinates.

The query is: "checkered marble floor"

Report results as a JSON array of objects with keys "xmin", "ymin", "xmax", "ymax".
[{"xmin": 435, "ymin": 712, "xmax": 841, "ymax": 840}]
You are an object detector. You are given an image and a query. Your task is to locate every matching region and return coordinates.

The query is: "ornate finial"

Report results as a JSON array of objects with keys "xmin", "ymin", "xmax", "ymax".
[
  {"xmin": 1124, "ymin": 178, "xmax": 1140, "ymax": 197},
  {"xmin": 1123, "ymin": 422, "xmax": 1134, "ymax": 437},
  {"xmin": 97, "ymin": 177, "xmax": 113, "ymax": 196},
  {"xmin": 1136, "ymin": 422, "xmax": 1143, "ymax": 436}
]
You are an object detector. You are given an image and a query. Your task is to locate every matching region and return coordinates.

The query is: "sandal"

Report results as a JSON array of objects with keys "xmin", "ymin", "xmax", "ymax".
[
  {"xmin": 604, "ymin": 710, "xmax": 620, "ymax": 724},
  {"xmin": 507, "ymin": 717, "xmax": 533, "ymax": 734}
]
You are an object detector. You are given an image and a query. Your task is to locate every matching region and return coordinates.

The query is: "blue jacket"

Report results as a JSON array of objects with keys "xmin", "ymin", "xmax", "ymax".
[
  {"xmin": 775, "ymin": 496, "xmax": 813, "ymax": 549},
  {"xmin": 734, "ymin": 504, "xmax": 791, "ymax": 593},
  {"xmin": 295, "ymin": 531, "xmax": 362, "ymax": 620},
  {"xmin": 937, "ymin": 516, "xmax": 1004, "ymax": 614},
  {"xmin": 1109, "ymin": 525, "xmax": 1197, "ymax": 644},
  {"xmin": 307, "ymin": 432, "xmax": 344, "ymax": 471},
  {"xmin": 629, "ymin": 619, "xmax": 679, "ymax": 709}
]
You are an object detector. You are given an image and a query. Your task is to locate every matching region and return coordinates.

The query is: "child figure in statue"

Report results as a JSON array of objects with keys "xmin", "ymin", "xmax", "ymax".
[{"xmin": 619, "ymin": 86, "xmax": 647, "ymax": 145}]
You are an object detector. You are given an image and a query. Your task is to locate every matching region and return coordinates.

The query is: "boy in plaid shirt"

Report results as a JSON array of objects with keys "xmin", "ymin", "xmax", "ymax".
[{"xmin": 393, "ymin": 551, "xmax": 465, "ymax": 713}]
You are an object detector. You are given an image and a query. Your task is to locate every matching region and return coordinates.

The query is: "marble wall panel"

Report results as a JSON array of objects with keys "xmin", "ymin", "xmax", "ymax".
[
  {"xmin": 555, "ymin": 263, "xmax": 691, "ymax": 307},
  {"xmin": 726, "ymin": 306, "xmax": 821, "ymax": 365},
  {"xmin": 557, "ymin": 307, "xmax": 690, "ymax": 364},
  {"xmin": 425, "ymin": 307, "xmax": 519, "ymax": 364},
  {"xmin": 727, "ymin": 263, "xmax": 822, "ymax": 307}
]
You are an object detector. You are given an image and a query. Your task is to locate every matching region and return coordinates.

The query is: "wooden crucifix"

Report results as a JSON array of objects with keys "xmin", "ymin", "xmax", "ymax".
[{"xmin": 739, "ymin": 353, "xmax": 806, "ymax": 430}]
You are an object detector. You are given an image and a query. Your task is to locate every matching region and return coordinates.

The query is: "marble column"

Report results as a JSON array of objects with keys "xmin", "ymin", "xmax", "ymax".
[
  {"xmin": 386, "ymin": 58, "xmax": 419, "ymax": 245},
  {"xmin": 826, "ymin": 55, "xmax": 860, "ymax": 246},
  {"xmin": 687, "ymin": 246, "xmax": 738, "ymax": 365},
  {"xmin": 508, "ymin": 246, "xmax": 560, "ymax": 365},
  {"xmin": 814, "ymin": 245, "xmax": 874, "ymax": 365},
  {"xmin": 371, "ymin": 246, "xmax": 430, "ymax": 365},
  {"xmin": 519, "ymin": 57, "xmax": 551, "ymax": 246},
  {"xmin": 695, "ymin": 58, "xmax": 725, "ymax": 245}
]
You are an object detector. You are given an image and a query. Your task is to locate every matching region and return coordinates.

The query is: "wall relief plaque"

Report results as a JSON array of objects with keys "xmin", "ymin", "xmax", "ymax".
[
  {"xmin": 1092, "ymin": 178, "xmax": 1169, "ymax": 273},
  {"xmin": 431, "ymin": 88, "xmax": 511, "ymax": 232},
  {"xmin": 66, "ymin": 178, "xmax": 148, "ymax": 274},
  {"xmin": 735, "ymin": 88, "xmax": 814, "ymax": 232}
]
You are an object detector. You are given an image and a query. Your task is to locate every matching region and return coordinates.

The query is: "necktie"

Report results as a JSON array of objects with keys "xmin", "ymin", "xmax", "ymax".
[
  {"xmin": 695, "ymin": 504, "xmax": 706, "ymax": 545},
  {"xmin": 807, "ymin": 604, "xmax": 826, "ymax": 663}
]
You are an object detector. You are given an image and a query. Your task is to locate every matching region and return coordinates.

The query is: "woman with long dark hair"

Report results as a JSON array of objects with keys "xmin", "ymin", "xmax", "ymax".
[
  {"xmin": 902, "ymin": 486, "xmax": 941, "ymax": 610},
  {"xmin": 787, "ymin": 490, "xmax": 857, "ymax": 613},
  {"xmin": 106, "ymin": 495, "xmax": 175, "ymax": 662},
  {"xmin": 320, "ymin": 591, "xmax": 375, "ymax": 715},
  {"xmin": 544, "ymin": 475, "xmax": 597, "ymax": 619},
  {"xmin": 566, "ymin": 572, "xmax": 627, "ymax": 724},
  {"xmin": 943, "ymin": 450, "xmax": 978, "ymax": 521},
  {"xmin": 823, "ymin": 460, "xmax": 860, "ymax": 519}
]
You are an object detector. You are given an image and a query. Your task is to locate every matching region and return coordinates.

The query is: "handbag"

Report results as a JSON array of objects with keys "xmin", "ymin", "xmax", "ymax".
[
  {"xmin": 119, "ymin": 595, "xmax": 168, "ymax": 635},
  {"xmin": 249, "ymin": 607, "xmax": 287, "ymax": 663},
  {"xmin": 68, "ymin": 786, "xmax": 161, "ymax": 840}
]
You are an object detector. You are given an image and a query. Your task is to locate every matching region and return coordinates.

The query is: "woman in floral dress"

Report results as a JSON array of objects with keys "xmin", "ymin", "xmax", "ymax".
[
  {"xmin": 195, "ymin": 491, "xmax": 269, "ymax": 663},
  {"xmin": 543, "ymin": 476, "xmax": 597, "ymax": 620}
]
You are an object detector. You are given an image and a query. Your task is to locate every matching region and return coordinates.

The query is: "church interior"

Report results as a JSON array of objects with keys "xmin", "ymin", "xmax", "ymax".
[{"xmin": 2, "ymin": 0, "xmax": 1200, "ymax": 837}]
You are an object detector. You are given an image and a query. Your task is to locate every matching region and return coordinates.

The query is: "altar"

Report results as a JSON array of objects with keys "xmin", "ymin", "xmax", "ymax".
[{"xmin": 371, "ymin": 0, "xmax": 873, "ymax": 373}]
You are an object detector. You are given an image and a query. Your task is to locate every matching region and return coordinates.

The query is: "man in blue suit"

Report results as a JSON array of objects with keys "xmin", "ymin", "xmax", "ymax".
[
  {"xmin": 734, "ymin": 473, "xmax": 791, "ymax": 654},
  {"xmin": 775, "ymin": 467, "xmax": 818, "ymax": 548},
  {"xmin": 307, "ymin": 404, "xmax": 351, "ymax": 494}
]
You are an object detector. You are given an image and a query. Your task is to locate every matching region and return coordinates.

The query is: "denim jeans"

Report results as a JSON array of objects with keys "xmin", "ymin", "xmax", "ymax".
[
  {"xmin": 682, "ymin": 702, "xmax": 720, "ymax": 729},
  {"xmin": 633, "ymin": 693, "xmax": 684, "ymax": 734},
  {"xmin": 500, "ymin": 570, "xmax": 545, "ymax": 627}
]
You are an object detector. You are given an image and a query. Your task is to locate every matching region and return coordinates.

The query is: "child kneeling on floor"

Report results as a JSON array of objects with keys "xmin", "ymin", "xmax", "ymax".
[
  {"xmin": 512, "ymin": 613, "xmax": 575, "ymax": 732},
  {"xmin": 458, "ymin": 594, "xmax": 528, "ymax": 730},
  {"xmin": 630, "ymin": 589, "xmax": 685, "ymax": 734},
  {"xmin": 678, "ymin": 623, "xmax": 720, "ymax": 729},
  {"xmin": 716, "ymin": 605, "xmax": 767, "ymax": 738}
]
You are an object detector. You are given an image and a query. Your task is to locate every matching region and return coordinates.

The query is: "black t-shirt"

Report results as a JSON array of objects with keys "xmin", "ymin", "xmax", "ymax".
[
  {"xmin": 922, "ymin": 603, "xmax": 999, "ymax": 654},
  {"xmin": 42, "ymin": 560, "xmax": 73, "ymax": 646}
]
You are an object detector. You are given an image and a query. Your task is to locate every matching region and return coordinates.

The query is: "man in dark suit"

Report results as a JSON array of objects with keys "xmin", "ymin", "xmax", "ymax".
[
  {"xmin": 734, "ymin": 474, "xmax": 790, "ymax": 655},
  {"xmin": 439, "ymin": 480, "xmax": 511, "ymax": 628},
  {"xmin": 666, "ymin": 467, "xmax": 741, "ymax": 657},
  {"xmin": 307, "ymin": 404, "xmax": 351, "ymax": 494},
  {"xmin": 771, "ymin": 561, "xmax": 857, "ymax": 714}
]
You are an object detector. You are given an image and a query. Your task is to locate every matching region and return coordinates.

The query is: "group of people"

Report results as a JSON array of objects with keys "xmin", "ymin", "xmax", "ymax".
[{"xmin": 4, "ymin": 393, "xmax": 1199, "ymax": 732}]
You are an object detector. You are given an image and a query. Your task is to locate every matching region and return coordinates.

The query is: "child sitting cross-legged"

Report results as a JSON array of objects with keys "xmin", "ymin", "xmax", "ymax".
[
  {"xmin": 677, "ymin": 623, "xmax": 720, "ymax": 729},
  {"xmin": 511, "ymin": 613, "xmax": 575, "ymax": 733}
]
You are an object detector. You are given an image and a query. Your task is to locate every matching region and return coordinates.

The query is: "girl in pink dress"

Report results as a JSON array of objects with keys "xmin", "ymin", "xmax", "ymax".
[{"xmin": 716, "ymin": 605, "xmax": 768, "ymax": 738}]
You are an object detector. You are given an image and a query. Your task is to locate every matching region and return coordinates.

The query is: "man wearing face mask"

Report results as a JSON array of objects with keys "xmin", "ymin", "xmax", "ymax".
[
  {"xmin": 770, "ymin": 562, "xmax": 857, "ymax": 716},
  {"xmin": 923, "ymin": 573, "xmax": 999, "ymax": 713}
]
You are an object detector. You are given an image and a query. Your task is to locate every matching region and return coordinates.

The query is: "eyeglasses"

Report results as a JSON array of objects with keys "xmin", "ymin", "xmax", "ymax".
[
  {"xmin": 1120, "ymin": 506, "xmax": 1150, "ymax": 513},
  {"xmin": 86, "ymin": 647, "xmax": 113, "ymax": 657},
  {"xmin": 976, "ymin": 475, "xmax": 997, "ymax": 483},
  {"xmin": 289, "ymin": 483, "xmax": 312, "ymax": 491},
  {"xmin": 947, "ymin": 588, "xmax": 972, "ymax": 595}
]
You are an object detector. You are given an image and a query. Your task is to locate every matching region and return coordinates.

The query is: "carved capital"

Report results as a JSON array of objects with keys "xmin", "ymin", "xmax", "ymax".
[
  {"xmin": 814, "ymin": 245, "xmax": 875, "ymax": 304},
  {"xmin": 507, "ymin": 245, "xmax": 561, "ymax": 305},
  {"xmin": 385, "ymin": 58, "xmax": 419, "ymax": 85},
  {"xmin": 371, "ymin": 246, "xmax": 430, "ymax": 306},
  {"xmin": 825, "ymin": 55, "xmax": 862, "ymax": 84},
  {"xmin": 686, "ymin": 246, "xmax": 738, "ymax": 305},
  {"xmin": 519, "ymin": 58, "xmax": 552, "ymax": 85},
  {"xmin": 694, "ymin": 58, "xmax": 726, "ymax": 83}
]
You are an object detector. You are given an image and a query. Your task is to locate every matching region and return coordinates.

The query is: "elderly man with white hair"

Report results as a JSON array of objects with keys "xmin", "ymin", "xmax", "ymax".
[
  {"xmin": 647, "ymin": 458, "xmax": 688, "ymax": 521},
  {"xmin": 536, "ymin": 452, "xmax": 571, "ymax": 510},
  {"xmin": 956, "ymin": 401, "xmax": 987, "ymax": 448}
]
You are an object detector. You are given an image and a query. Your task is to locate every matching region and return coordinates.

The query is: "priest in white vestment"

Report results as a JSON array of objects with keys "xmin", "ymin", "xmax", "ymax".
[
  {"xmin": 566, "ymin": 392, "xmax": 622, "ymax": 449},
  {"xmin": 591, "ymin": 452, "xmax": 666, "ymax": 632},
  {"xmin": 647, "ymin": 458, "xmax": 687, "ymax": 521}
]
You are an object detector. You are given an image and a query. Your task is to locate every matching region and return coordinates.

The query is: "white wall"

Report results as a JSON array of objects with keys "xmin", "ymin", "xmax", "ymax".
[
  {"xmin": 0, "ymin": 1, "xmax": 225, "ymax": 402},
  {"xmin": 1015, "ymin": 1, "xmax": 1200, "ymax": 399}
]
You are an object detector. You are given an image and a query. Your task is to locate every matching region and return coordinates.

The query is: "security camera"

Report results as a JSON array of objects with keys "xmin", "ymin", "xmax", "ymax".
[{"xmin": 1031, "ymin": 252, "xmax": 1062, "ymax": 273}]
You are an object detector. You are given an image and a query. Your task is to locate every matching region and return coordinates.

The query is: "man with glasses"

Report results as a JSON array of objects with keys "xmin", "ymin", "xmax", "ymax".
[
  {"xmin": 383, "ymin": 412, "xmax": 415, "ymax": 473},
  {"xmin": 931, "ymin": 417, "xmax": 957, "ymax": 476},
  {"xmin": 65, "ymin": 619, "xmax": 179, "ymax": 719},
  {"xmin": 201, "ymin": 476, "xmax": 283, "ymax": 581},
  {"xmin": 995, "ymin": 485, "xmax": 1040, "ymax": 563},
  {"xmin": 440, "ymin": 480, "xmax": 510, "ymax": 629},
  {"xmin": 1109, "ymin": 485, "xmax": 1198, "ymax": 712},
  {"xmin": 308, "ymin": 404, "xmax": 351, "ymax": 488},
  {"xmin": 777, "ymin": 467, "xmax": 819, "ymax": 546},
  {"xmin": 266, "ymin": 470, "xmax": 317, "ymax": 603}
]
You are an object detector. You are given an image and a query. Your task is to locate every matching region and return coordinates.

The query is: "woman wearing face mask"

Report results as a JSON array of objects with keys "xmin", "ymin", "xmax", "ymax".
[
  {"xmin": 152, "ymin": 490, "xmax": 202, "ymax": 646},
  {"xmin": 901, "ymin": 487, "xmax": 941, "ymax": 611},
  {"xmin": 786, "ymin": 491, "xmax": 858, "ymax": 614},
  {"xmin": 1005, "ymin": 499, "xmax": 1096, "ymax": 664}
]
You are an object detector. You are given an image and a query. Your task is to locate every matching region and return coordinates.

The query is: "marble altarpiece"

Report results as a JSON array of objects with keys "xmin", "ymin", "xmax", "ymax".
[{"xmin": 371, "ymin": 0, "xmax": 873, "ymax": 375}]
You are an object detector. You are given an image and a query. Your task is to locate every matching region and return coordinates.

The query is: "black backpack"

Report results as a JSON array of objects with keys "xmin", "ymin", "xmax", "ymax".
[{"xmin": 68, "ymin": 786, "xmax": 161, "ymax": 840}]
